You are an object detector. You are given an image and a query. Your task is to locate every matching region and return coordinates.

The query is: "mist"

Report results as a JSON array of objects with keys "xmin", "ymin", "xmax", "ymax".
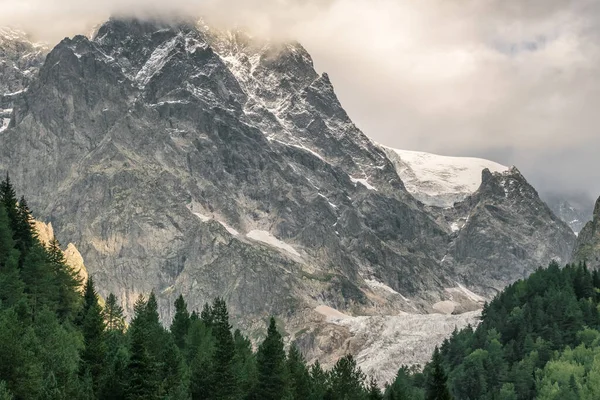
[{"xmin": 1, "ymin": 0, "xmax": 599, "ymax": 202}]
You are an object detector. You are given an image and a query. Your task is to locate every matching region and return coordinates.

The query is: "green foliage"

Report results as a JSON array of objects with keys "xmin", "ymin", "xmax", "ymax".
[
  {"xmin": 328, "ymin": 355, "xmax": 367, "ymax": 400},
  {"xmin": 254, "ymin": 317, "xmax": 288, "ymax": 400},
  {"xmin": 383, "ymin": 261, "xmax": 600, "ymax": 400},
  {"xmin": 171, "ymin": 294, "xmax": 191, "ymax": 351},
  {"xmin": 79, "ymin": 278, "xmax": 107, "ymax": 394}
]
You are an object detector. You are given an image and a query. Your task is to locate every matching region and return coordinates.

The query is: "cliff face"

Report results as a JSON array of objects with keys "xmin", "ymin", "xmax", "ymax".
[
  {"xmin": 572, "ymin": 197, "xmax": 600, "ymax": 269},
  {"xmin": 0, "ymin": 18, "xmax": 576, "ymax": 379}
]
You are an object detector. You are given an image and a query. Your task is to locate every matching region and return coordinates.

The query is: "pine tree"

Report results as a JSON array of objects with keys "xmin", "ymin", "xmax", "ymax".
[
  {"xmin": 309, "ymin": 361, "xmax": 328, "ymax": 400},
  {"xmin": 426, "ymin": 348, "xmax": 452, "ymax": 400},
  {"xmin": 286, "ymin": 344, "xmax": 311, "ymax": 400},
  {"xmin": 328, "ymin": 355, "xmax": 366, "ymax": 400},
  {"xmin": 14, "ymin": 197, "xmax": 36, "ymax": 260},
  {"xmin": 367, "ymin": 377, "xmax": 383, "ymax": 400},
  {"xmin": 0, "ymin": 174, "xmax": 18, "ymax": 234},
  {"xmin": 0, "ymin": 206, "xmax": 23, "ymax": 307},
  {"xmin": 210, "ymin": 297, "xmax": 238, "ymax": 400},
  {"xmin": 79, "ymin": 278, "xmax": 106, "ymax": 394},
  {"xmin": 125, "ymin": 295, "xmax": 159, "ymax": 400},
  {"xmin": 188, "ymin": 318, "xmax": 215, "ymax": 400},
  {"xmin": 21, "ymin": 243, "xmax": 58, "ymax": 317},
  {"xmin": 200, "ymin": 303, "xmax": 213, "ymax": 327},
  {"xmin": 47, "ymin": 238, "xmax": 81, "ymax": 320},
  {"xmin": 171, "ymin": 294, "xmax": 191, "ymax": 350},
  {"xmin": 103, "ymin": 293, "xmax": 125, "ymax": 332},
  {"xmin": 254, "ymin": 317, "xmax": 287, "ymax": 400},
  {"xmin": 233, "ymin": 329, "xmax": 257, "ymax": 398}
]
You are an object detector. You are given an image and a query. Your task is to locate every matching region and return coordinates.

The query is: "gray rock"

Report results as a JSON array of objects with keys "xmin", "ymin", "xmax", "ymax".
[
  {"xmin": 0, "ymin": 17, "xmax": 577, "ymax": 380},
  {"xmin": 572, "ymin": 197, "xmax": 600, "ymax": 269}
]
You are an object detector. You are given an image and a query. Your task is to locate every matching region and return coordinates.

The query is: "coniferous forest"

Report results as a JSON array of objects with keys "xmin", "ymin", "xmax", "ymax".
[{"xmin": 2, "ymin": 175, "xmax": 600, "ymax": 400}]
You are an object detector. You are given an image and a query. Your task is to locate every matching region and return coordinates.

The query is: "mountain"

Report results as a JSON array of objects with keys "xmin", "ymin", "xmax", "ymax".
[
  {"xmin": 541, "ymin": 192, "xmax": 595, "ymax": 235},
  {"xmin": 0, "ymin": 17, "xmax": 576, "ymax": 380},
  {"xmin": 381, "ymin": 146, "xmax": 508, "ymax": 208},
  {"xmin": 0, "ymin": 27, "xmax": 47, "ymax": 131},
  {"xmin": 572, "ymin": 196, "xmax": 600, "ymax": 269}
]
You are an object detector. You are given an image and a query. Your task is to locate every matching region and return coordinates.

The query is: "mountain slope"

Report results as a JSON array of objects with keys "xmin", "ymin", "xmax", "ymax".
[
  {"xmin": 0, "ymin": 28, "xmax": 47, "ymax": 131},
  {"xmin": 0, "ymin": 17, "xmax": 576, "ymax": 378},
  {"xmin": 381, "ymin": 146, "xmax": 508, "ymax": 208},
  {"xmin": 572, "ymin": 197, "xmax": 600, "ymax": 269}
]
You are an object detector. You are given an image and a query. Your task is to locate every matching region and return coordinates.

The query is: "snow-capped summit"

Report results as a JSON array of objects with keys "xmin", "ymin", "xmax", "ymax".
[{"xmin": 381, "ymin": 146, "xmax": 509, "ymax": 207}]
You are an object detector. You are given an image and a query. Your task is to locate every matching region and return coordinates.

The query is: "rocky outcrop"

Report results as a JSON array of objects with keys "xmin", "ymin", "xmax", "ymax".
[
  {"xmin": 572, "ymin": 197, "xmax": 600, "ymax": 269},
  {"xmin": 542, "ymin": 192, "xmax": 594, "ymax": 235},
  {"xmin": 440, "ymin": 168, "xmax": 575, "ymax": 295},
  {"xmin": 33, "ymin": 220, "xmax": 88, "ymax": 288},
  {"xmin": 0, "ymin": 28, "xmax": 47, "ymax": 131},
  {"xmin": 0, "ymin": 17, "xmax": 576, "ymax": 379}
]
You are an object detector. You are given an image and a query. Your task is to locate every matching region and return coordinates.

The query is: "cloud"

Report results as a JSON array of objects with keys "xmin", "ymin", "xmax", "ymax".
[{"xmin": 1, "ymin": 0, "xmax": 599, "ymax": 201}]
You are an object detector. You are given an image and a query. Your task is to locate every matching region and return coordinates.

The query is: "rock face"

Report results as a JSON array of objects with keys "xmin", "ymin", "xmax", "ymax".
[
  {"xmin": 33, "ymin": 220, "xmax": 89, "ymax": 288},
  {"xmin": 0, "ymin": 18, "xmax": 576, "ymax": 378},
  {"xmin": 572, "ymin": 197, "xmax": 600, "ymax": 269},
  {"xmin": 542, "ymin": 192, "xmax": 594, "ymax": 235},
  {"xmin": 381, "ymin": 146, "xmax": 508, "ymax": 208},
  {"xmin": 0, "ymin": 28, "xmax": 47, "ymax": 131}
]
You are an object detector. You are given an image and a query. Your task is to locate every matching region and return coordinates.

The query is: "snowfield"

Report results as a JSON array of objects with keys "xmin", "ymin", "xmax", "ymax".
[
  {"xmin": 315, "ymin": 305, "xmax": 480, "ymax": 385},
  {"xmin": 381, "ymin": 146, "xmax": 508, "ymax": 207}
]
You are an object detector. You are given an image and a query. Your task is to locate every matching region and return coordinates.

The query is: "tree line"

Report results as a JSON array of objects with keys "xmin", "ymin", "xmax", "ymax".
[
  {"xmin": 7, "ymin": 174, "xmax": 598, "ymax": 399},
  {"xmin": 0, "ymin": 176, "xmax": 396, "ymax": 399}
]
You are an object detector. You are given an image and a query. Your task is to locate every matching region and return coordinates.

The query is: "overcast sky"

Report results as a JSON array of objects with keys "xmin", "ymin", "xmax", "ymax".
[{"xmin": 1, "ymin": 0, "xmax": 599, "ymax": 202}]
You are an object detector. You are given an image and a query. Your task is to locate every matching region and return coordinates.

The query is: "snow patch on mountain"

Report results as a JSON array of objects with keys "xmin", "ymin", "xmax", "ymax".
[
  {"xmin": 349, "ymin": 176, "xmax": 378, "ymax": 191},
  {"xmin": 192, "ymin": 212, "xmax": 240, "ymax": 236},
  {"xmin": 246, "ymin": 230, "xmax": 301, "ymax": 257},
  {"xmin": 381, "ymin": 146, "xmax": 508, "ymax": 207}
]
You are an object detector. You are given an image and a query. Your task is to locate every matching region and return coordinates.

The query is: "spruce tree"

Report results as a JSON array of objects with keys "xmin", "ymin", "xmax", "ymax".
[
  {"xmin": 0, "ymin": 206, "xmax": 23, "ymax": 307},
  {"xmin": 125, "ymin": 295, "xmax": 159, "ymax": 400},
  {"xmin": 233, "ymin": 329, "xmax": 258, "ymax": 398},
  {"xmin": 0, "ymin": 174, "xmax": 18, "ymax": 234},
  {"xmin": 21, "ymin": 243, "xmax": 58, "ymax": 317},
  {"xmin": 210, "ymin": 297, "xmax": 238, "ymax": 400},
  {"xmin": 426, "ymin": 348, "xmax": 452, "ymax": 400},
  {"xmin": 103, "ymin": 293, "xmax": 125, "ymax": 332},
  {"xmin": 254, "ymin": 317, "xmax": 287, "ymax": 400},
  {"xmin": 328, "ymin": 355, "xmax": 366, "ymax": 400},
  {"xmin": 14, "ymin": 197, "xmax": 36, "ymax": 260},
  {"xmin": 367, "ymin": 377, "xmax": 383, "ymax": 400},
  {"xmin": 286, "ymin": 344, "xmax": 311, "ymax": 400},
  {"xmin": 188, "ymin": 318, "xmax": 215, "ymax": 400},
  {"xmin": 171, "ymin": 294, "xmax": 191, "ymax": 350},
  {"xmin": 47, "ymin": 238, "xmax": 81, "ymax": 320},
  {"xmin": 309, "ymin": 361, "xmax": 328, "ymax": 400},
  {"xmin": 79, "ymin": 278, "xmax": 107, "ymax": 393}
]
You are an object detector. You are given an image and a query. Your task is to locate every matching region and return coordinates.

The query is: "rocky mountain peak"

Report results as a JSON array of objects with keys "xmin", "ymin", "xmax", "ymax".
[
  {"xmin": 0, "ymin": 16, "xmax": 579, "ymax": 382},
  {"xmin": 572, "ymin": 196, "xmax": 600, "ymax": 269}
]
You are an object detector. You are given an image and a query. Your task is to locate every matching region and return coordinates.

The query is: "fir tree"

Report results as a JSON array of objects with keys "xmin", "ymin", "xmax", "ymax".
[
  {"xmin": 286, "ymin": 344, "xmax": 311, "ymax": 400},
  {"xmin": 47, "ymin": 237, "xmax": 81, "ymax": 320},
  {"xmin": 233, "ymin": 329, "xmax": 257, "ymax": 397},
  {"xmin": 79, "ymin": 278, "xmax": 106, "ymax": 393},
  {"xmin": 210, "ymin": 297, "xmax": 238, "ymax": 400},
  {"xmin": 103, "ymin": 293, "xmax": 125, "ymax": 332},
  {"xmin": 367, "ymin": 377, "xmax": 383, "ymax": 400},
  {"xmin": 309, "ymin": 361, "xmax": 329, "ymax": 400},
  {"xmin": 171, "ymin": 294, "xmax": 191, "ymax": 350},
  {"xmin": 254, "ymin": 317, "xmax": 287, "ymax": 400},
  {"xmin": 125, "ymin": 295, "xmax": 159, "ymax": 400},
  {"xmin": 0, "ymin": 206, "xmax": 23, "ymax": 307},
  {"xmin": 0, "ymin": 174, "xmax": 18, "ymax": 234},
  {"xmin": 426, "ymin": 348, "xmax": 452, "ymax": 400},
  {"xmin": 328, "ymin": 355, "xmax": 366, "ymax": 400}
]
